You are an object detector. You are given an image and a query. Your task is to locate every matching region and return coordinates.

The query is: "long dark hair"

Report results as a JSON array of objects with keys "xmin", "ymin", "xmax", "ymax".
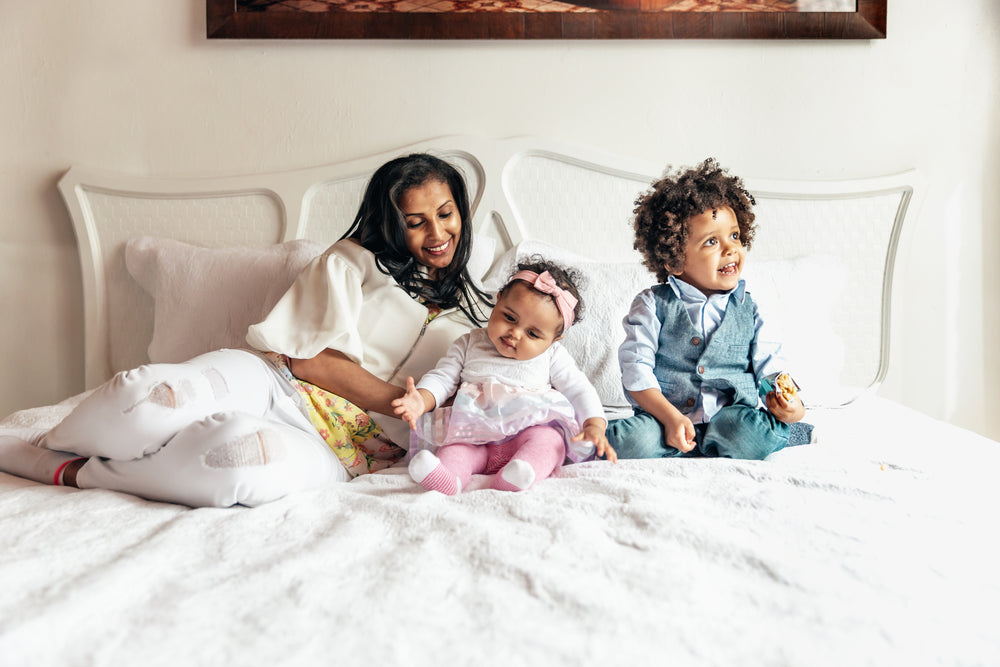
[{"xmin": 340, "ymin": 153, "xmax": 490, "ymax": 324}]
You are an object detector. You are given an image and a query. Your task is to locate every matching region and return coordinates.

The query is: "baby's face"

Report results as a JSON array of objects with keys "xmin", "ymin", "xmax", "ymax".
[
  {"xmin": 672, "ymin": 206, "xmax": 746, "ymax": 296},
  {"xmin": 487, "ymin": 282, "xmax": 563, "ymax": 361}
]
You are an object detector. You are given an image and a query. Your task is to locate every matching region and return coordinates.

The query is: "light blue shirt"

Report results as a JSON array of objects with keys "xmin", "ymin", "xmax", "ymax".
[{"xmin": 618, "ymin": 275, "xmax": 788, "ymax": 423}]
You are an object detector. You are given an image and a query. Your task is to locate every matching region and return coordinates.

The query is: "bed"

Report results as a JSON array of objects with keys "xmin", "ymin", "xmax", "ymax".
[{"xmin": 1, "ymin": 137, "xmax": 997, "ymax": 666}]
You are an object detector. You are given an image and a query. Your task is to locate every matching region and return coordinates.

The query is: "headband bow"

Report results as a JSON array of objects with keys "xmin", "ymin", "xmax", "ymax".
[{"xmin": 511, "ymin": 270, "xmax": 578, "ymax": 331}]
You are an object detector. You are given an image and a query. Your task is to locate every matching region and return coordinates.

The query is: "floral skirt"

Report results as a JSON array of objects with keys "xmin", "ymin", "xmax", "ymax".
[{"xmin": 270, "ymin": 354, "xmax": 405, "ymax": 478}]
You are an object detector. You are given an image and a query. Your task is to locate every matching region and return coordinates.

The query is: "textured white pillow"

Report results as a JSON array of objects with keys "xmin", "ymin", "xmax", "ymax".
[
  {"xmin": 484, "ymin": 240, "xmax": 850, "ymax": 415},
  {"xmin": 126, "ymin": 234, "xmax": 498, "ymax": 365},
  {"xmin": 742, "ymin": 254, "xmax": 848, "ymax": 405},
  {"xmin": 125, "ymin": 237, "xmax": 326, "ymax": 363}
]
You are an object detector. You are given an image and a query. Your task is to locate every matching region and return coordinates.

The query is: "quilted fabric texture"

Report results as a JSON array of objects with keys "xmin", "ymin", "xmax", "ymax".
[
  {"xmin": 125, "ymin": 237, "xmax": 326, "ymax": 363},
  {"xmin": 126, "ymin": 234, "xmax": 496, "ymax": 365}
]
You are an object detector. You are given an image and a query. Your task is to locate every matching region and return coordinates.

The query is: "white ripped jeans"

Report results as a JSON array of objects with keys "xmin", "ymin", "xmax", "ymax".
[{"xmin": 41, "ymin": 349, "xmax": 348, "ymax": 507}]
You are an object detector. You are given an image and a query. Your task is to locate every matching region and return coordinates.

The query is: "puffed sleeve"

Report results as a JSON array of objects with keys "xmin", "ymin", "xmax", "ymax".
[{"xmin": 245, "ymin": 243, "xmax": 366, "ymax": 362}]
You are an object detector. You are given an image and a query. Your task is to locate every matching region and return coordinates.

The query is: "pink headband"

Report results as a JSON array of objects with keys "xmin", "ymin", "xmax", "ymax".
[{"xmin": 511, "ymin": 270, "xmax": 578, "ymax": 331}]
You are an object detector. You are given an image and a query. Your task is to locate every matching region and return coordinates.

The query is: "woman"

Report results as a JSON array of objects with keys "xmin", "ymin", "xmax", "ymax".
[{"xmin": 0, "ymin": 154, "xmax": 491, "ymax": 507}]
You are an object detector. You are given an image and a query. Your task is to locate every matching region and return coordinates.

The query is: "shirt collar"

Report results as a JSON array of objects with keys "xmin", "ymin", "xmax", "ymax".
[{"xmin": 667, "ymin": 275, "xmax": 746, "ymax": 304}]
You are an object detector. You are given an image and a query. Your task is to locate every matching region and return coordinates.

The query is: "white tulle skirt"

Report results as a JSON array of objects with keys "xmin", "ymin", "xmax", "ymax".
[{"xmin": 409, "ymin": 381, "xmax": 596, "ymax": 463}]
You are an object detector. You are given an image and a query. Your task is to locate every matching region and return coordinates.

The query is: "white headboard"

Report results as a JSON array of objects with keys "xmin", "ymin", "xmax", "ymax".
[{"xmin": 58, "ymin": 136, "xmax": 916, "ymax": 406}]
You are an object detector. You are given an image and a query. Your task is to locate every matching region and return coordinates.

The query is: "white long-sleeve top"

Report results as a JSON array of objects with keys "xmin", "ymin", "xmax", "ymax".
[{"xmin": 417, "ymin": 328, "xmax": 606, "ymax": 426}]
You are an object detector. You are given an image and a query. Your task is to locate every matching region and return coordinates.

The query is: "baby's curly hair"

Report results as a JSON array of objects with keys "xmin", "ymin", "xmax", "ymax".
[
  {"xmin": 499, "ymin": 256, "xmax": 585, "ymax": 334},
  {"xmin": 633, "ymin": 158, "xmax": 757, "ymax": 283}
]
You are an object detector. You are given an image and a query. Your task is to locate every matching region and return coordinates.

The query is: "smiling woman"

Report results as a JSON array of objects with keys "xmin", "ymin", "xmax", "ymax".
[{"xmin": 0, "ymin": 152, "xmax": 492, "ymax": 507}]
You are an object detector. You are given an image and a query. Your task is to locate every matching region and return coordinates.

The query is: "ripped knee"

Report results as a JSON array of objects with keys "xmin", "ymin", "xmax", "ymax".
[
  {"xmin": 203, "ymin": 428, "xmax": 285, "ymax": 469},
  {"xmin": 122, "ymin": 367, "xmax": 229, "ymax": 413},
  {"xmin": 124, "ymin": 380, "xmax": 194, "ymax": 412}
]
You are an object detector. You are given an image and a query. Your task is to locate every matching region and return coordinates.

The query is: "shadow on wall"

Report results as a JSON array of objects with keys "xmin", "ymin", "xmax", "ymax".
[{"xmin": 984, "ymin": 95, "xmax": 1000, "ymax": 442}]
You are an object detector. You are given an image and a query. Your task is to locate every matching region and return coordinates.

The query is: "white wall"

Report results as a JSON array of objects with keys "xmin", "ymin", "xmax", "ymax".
[{"xmin": 2, "ymin": 1, "xmax": 998, "ymax": 440}]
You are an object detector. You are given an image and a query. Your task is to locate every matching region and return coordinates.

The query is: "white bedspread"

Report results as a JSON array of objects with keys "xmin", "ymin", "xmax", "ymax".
[{"xmin": 1, "ymin": 395, "xmax": 998, "ymax": 666}]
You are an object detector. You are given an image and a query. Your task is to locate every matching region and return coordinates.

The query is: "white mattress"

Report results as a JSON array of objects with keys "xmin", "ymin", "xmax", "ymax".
[{"xmin": 1, "ymin": 393, "xmax": 997, "ymax": 665}]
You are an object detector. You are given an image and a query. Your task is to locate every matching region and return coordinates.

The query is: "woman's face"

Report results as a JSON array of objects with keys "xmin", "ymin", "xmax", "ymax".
[{"xmin": 399, "ymin": 178, "xmax": 462, "ymax": 278}]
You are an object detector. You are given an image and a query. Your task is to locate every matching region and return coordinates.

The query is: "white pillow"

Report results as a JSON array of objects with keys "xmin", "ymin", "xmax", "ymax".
[
  {"xmin": 126, "ymin": 237, "xmax": 327, "ymax": 363},
  {"xmin": 127, "ymin": 235, "xmax": 498, "ymax": 365},
  {"xmin": 483, "ymin": 240, "xmax": 657, "ymax": 419},
  {"xmin": 465, "ymin": 235, "xmax": 496, "ymax": 289},
  {"xmin": 484, "ymin": 241, "xmax": 850, "ymax": 415},
  {"xmin": 742, "ymin": 254, "xmax": 848, "ymax": 406}
]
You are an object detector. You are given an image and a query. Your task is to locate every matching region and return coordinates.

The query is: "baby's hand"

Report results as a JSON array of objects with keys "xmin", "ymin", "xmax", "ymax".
[
  {"xmin": 391, "ymin": 377, "xmax": 427, "ymax": 430},
  {"xmin": 664, "ymin": 412, "xmax": 696, "ymax": 453},
  {"xmin": 765, "ymin": 389, "xmax": 806, "ymax": 424},
  {"xmin": 574, "ymin": 418, "xmax": 617, "ymax": 464}
]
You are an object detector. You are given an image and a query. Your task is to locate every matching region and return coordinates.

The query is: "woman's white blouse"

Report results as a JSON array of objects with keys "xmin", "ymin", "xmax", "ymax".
[{"xmin": 245, "ymin": 239, "xmax": 477, "ymax": 444}]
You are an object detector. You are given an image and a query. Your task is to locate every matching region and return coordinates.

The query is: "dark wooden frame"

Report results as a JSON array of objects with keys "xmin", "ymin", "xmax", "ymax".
[{"xmin": 207, "ymin": 0, "xmax": 885, "ymax": 40}]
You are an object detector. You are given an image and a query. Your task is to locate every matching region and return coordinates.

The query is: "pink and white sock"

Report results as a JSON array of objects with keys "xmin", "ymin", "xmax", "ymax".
[
  {"xmin": 484, "ymin": 439, "xmax": 521, "ymax": 475},
  {"xmin": 493, "ymin": 459, "xmax": 536, "ymax": 491},
  {"xmin": 489, "ymin": 425, "xmax": 565, "ymax": 493},
  {"xmin": 408, "ymin": 450, "xmax": 462, "ymax": 495}
]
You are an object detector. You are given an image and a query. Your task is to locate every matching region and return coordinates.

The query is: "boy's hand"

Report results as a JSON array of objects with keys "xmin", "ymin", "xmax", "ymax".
[
  {"xmin": 574, "ymin": 417, "xmax": 617, "ymax": 463},
  {"xmin": 765, "ymin": 390, "xmax": 806, "ymax": 424},
  {"xmin": 390, "ymin": 377, "xmax": 427, "ymax": 430},
  {"xmin": 663, "ymin": 412, "xmax": 697, "ymax": 453}
]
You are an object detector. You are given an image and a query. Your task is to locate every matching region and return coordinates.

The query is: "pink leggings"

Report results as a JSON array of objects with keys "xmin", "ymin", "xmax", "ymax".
[{"xmin": 436, "ymin": 424, "xmax": 565, "ymax": 491}]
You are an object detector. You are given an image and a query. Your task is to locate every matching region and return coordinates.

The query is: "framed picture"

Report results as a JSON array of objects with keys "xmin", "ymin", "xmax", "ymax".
[{"xmin": 207, "ymin": 0, "xmax": 886, "ymax": 40}]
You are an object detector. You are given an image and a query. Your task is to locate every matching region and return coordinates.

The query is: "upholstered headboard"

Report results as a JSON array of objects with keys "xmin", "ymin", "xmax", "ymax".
[{"xmin": 58, "ymin": 137, "xmax": 917, "ymax": 408}]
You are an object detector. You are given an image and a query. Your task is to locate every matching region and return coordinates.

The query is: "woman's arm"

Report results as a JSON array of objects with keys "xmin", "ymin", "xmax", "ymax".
[{"xmin": 289, "ymin": 349, "xmax": 405, "ymax": 416}]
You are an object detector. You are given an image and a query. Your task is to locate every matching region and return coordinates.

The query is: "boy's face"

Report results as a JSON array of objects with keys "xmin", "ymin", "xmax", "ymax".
[{"xmin": 672, "ymin": 206, "xmax": 746, "ymax": 296}]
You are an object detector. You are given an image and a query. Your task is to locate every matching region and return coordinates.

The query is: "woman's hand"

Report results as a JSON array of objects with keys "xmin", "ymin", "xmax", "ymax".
[
  {"xmin": 391, "ymin": 377, "xmax": 434, "ymax": 430},
  {"xmin": 573, "ymin": 417, "xmax": 617, "ymax": 463},
  {"xmin": 765, "ymin": 390, "xmax": 806, "ymax": 424}
]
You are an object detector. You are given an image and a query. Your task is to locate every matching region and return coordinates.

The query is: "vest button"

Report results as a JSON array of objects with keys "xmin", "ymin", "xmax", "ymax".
[
  {"xmin": 686, "ymin": 398, "xmax": 695, "ymax": 407},
  {"xmin": 691, "ymin": 337, "xmax": 701, "ymax": 346},
  {"xmin": 698, "ymin": 365, "xmax": 705, "ymax": 374}
]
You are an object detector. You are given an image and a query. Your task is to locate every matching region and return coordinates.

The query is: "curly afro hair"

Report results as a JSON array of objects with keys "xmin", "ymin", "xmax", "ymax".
[{"xmin": 632, "ymin": 158, "xmax": 757, "ymax": 283}]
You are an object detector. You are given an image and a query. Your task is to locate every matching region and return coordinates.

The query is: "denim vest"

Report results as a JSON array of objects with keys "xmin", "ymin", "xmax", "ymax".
[{"xmin": 651, "ymin": 283, "xmax": 758, "ymax": 415}]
